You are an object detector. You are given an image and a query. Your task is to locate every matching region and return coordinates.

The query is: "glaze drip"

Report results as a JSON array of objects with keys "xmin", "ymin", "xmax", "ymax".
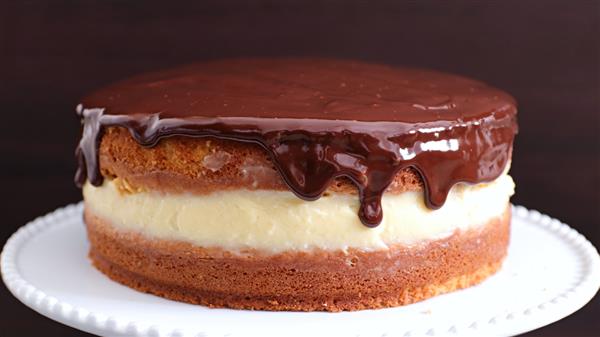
[{"xmin": 75, "ymin": 59, "xmax": 517, "ymax": 227}]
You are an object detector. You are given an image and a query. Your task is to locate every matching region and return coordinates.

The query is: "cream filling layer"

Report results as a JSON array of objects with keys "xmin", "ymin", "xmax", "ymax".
[{"xmin": 83, "ymin": 174, "xmax": 514, "ymax": 253}]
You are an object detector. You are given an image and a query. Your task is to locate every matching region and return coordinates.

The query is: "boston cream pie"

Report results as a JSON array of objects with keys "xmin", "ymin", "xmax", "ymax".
[{"xmin": 75, "ymin": 59, "xmax": 517, "ymax": 311}]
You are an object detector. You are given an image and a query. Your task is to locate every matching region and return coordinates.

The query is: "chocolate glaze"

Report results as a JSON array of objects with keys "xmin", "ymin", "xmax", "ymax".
[{"xmin": 75, "ymin": 59, "xmax": 517, "ymax": 227}]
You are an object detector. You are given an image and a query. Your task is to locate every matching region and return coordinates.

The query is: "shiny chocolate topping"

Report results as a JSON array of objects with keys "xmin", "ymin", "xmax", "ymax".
[{"xmin": 75, "ymin": 58, "xmax": 517, "ymax": 227}]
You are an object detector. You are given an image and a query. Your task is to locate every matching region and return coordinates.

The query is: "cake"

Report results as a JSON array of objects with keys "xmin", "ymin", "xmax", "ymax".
[{"xmin": 75, "ymin": 59, "xmax": 517, "ymax": 311}]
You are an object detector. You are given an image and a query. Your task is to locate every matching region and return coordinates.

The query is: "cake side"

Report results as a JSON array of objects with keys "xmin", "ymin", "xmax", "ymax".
[{"xmin": 75, "ymin": 58, "xmax": 518, "ymax": 311}]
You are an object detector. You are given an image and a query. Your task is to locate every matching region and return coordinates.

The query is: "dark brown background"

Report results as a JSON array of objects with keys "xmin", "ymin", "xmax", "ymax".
[{"xmin": 1, "ymin": 1, "xmax": 599, "ymax": 336}]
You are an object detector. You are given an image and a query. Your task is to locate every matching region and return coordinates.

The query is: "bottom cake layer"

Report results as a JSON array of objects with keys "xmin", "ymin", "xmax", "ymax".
[{"xmin": 85, "ymin": 207, "xmax": 510, "ymax": 311}]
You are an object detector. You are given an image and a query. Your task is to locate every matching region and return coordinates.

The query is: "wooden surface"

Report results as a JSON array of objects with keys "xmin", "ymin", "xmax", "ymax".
[{"xmin": 1, "ymin": 1, "xmax": 598, "ymax": 336}]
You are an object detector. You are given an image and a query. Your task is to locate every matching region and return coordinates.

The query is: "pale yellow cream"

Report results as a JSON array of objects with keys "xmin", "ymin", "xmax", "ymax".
[{"xmin": 83, "ymin": 174, "xmax": 514, "ymax": 253}]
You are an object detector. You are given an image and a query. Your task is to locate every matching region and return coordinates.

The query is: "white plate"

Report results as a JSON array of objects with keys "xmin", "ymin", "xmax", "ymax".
[{"xmin": 2, "ymin": 203, "xmax": 599, "ymax": 337}]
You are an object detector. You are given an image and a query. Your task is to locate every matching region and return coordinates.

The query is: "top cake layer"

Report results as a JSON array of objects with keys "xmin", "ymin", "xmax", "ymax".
[{"xmin": 75, "ymin": 58, "xmax": 518, "ymax": 227}]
